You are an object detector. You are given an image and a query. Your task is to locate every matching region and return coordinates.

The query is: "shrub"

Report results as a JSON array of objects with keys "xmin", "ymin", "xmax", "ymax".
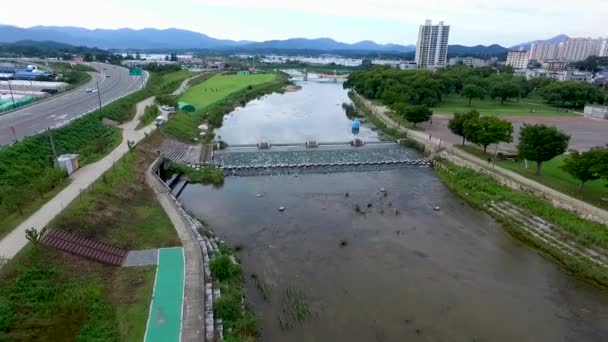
[{"xmin": 210, "ymin": 255, "xmax": 240, "ymax": 282}]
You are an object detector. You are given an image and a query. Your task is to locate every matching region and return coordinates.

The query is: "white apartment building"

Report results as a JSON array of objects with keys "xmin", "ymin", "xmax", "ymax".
[
  {"xmin": 448, "ymin": 56, "xmax": 489, "ymax": 68},
  {"xmin": 415, "ymin": 20, "xmax": 450, "ymax": 69},
  {"xmin": 529, "ymin": 37, "xmax": 608, "ymax": 62},
  {"xmin": 529, "ymin": 41, "xmax": 561, "ymax": 61},
  {"xmin": 506, "ymin": 50, "xmax": 529, "ymax": 69}
]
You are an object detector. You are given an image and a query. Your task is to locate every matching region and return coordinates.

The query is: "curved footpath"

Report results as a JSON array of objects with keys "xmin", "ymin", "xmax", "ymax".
[{"xmin": 357, "ymin": 95, "xmax": 608, "ymax": 225}]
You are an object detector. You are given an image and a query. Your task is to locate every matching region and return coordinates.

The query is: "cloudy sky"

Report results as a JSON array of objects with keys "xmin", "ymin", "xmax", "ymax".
[{"xmin": 1, "ymin": 0, "xmax": 606, "ymax": 46}]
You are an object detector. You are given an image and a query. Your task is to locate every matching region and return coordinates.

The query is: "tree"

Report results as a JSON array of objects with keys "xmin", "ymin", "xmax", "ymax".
[
  {"xmin": 402, "ymin": 105, "xmax": 433, "ymax": 127},
  {"xmin": 588, "ymin": 147, "xmax": 608, "ymax": 182},
  {"xmin": 461, "ymin": 84, "xmax": 487, "ymax": 105},
  {"xmin": 448, "ymin": 110, "xmax": 480, "ymax": 145},
  {"xmin": 83, "ymin": 53, "xmax": 93, "ymax": 62},
  {"xmin": 561, "ymin": 149, "xmax": 605, "ymax": 191},
  {"xmin": 539, "ymin": 81, "xmax": 604, "ymax": 109},
  {"xmin": 490, "ymin": 81, "xmax": 520, "ymax": 104},
  {"xmin": 463, "ymin": 116, "xmax": 513, "ymax": 152},
  {"xmin": 361, "ymin": 58, "xmax": 373, "ymax": 70},
  {"xmin": 517, "ymin": 124, "xmax": 570, "ymax": 175}
]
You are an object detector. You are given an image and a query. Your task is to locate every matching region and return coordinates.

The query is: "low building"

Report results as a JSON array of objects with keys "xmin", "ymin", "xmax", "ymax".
[
  {"xmin": 399, "ymin": 61, "xmax": 418, "ymax": 70},
  {"xmin": 523, "ymin": 69, "xmax": 592, "ymax": 82},
  {"xmin": 541, "ymin": 60, "xmax": 567, "ymax": 71},
  {"xmin": 584, "ymin": 105, "xmax": 608, "ymax": 120},
  {"xmin": 448, "ymin": 56, "xmax": 489, "ymax": 68},
  {"xmin": 506, "ymin": 50, "xmax": 529, "ymax": 69}
]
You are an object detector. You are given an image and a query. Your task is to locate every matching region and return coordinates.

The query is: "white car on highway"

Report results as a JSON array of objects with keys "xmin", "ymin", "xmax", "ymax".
[{"xmin": 85, "ymin": 88, "xmax": 93, "ymax": 93}]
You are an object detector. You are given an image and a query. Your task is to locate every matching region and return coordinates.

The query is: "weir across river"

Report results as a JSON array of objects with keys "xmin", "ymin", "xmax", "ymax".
[{"xmin": 213, "ymin": 141, "xmax": 431, "ymax": 176}]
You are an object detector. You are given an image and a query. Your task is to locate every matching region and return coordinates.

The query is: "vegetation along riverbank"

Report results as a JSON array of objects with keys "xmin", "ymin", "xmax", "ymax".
[
  {"xmin": 0, "ymin": 70, "xmax": 192, "ymax": 239},
  {"xmin": 164, "ymin": 72, "xmax": 289, "ymax": 142},
  {"xmin": 0, "ymin": 149, "xmax": 180, "ymax": 341}
]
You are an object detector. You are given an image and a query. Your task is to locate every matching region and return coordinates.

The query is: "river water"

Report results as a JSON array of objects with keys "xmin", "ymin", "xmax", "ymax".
[
  {"xmin": 179, "ymin": 79, "xmax": 608, "ymax": 341},
  {"xmin": 215, "ymin": 78, "xmax": 380, "ymax": 144}
]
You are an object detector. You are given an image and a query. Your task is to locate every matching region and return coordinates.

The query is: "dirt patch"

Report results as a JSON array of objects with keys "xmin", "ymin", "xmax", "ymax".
[{"xmin": 427, "ymin": 114, "xmax": 608, "ymax": 152}]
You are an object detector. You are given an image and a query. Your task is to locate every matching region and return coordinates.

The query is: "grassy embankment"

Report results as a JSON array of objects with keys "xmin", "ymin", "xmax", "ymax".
[
  {"xmin": 435, "ymin": 159, "xmax": 608, "ymax": 287},
  {"xmin": 0, "ymin": 70, "xmax": 191, "ymax": 239},
  {"xmin": 457, "ymin": 145, "xmax": 608, "ymax": 210},
  {"xmin": 164, "ymin": 73, "xmax": 287, "ymax": 142},
  {"xmin": 201, "ymin": 229, "xmax": 258, "ymax": 342},
  {"xmin": 348, "ymin": 91, "xmax": 408, "ymax": 139},
  {"xmin": 431, "ymin": 94, "xmax": 573, "ymax": 116},
  {"xmin": 0, "ymin": 149, "xmax": 180, "ymax": 341},
  {"xmin": 137, "ymin": 105, "xmax": 160, "ymax": 130}
]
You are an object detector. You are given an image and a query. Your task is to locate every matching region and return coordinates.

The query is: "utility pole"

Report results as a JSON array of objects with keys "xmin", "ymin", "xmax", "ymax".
[
  {"xmin": 48, "ymin": 128, "xmax": 58, "ymax": 167},
  {"xmin": 7, "ymin": 79, "xmax": 16, "ymax": 109},
  {"xmin": 96, "ymin": 79, "xmax": 102, "ymax": 109}
]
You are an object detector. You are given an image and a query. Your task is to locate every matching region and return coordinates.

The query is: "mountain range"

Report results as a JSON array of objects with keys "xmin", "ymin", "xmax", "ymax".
[{"xmin": 0, "ymin": 24, "xmax": 567, "ymax": 55}]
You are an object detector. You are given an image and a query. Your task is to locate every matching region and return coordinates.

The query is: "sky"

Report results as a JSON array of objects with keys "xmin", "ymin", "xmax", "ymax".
[{"xmin": 1, "ymin": 0, "xmax": 606, "ymax": 46}]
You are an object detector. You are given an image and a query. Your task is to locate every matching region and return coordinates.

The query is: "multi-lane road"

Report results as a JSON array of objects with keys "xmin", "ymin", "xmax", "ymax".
[{"xmin": 0, "ymin": 62, "xmax": 146, "ymax": 146}]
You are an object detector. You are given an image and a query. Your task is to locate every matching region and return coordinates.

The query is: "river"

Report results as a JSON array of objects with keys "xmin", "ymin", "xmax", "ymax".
[{"xmin": 179, "ymin": 79, "xmax": 608, "ymax": 341}]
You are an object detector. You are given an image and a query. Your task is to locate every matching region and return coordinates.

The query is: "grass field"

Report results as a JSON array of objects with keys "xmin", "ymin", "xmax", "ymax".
[
  {"xmin": 0, "ymin": 149, "xmax": 179, "ymax": 341},
  {"xmin": 166, "ymin": 73, "xmax": 285, "ymax": 141},
  {"xmin": 458, "ymin": 145, "xmax": 608, "ymax": 210},
  {"xmin": 179, "ymin": 73, "xmax": 277, "ymax": 112},
  {"xmin": 432, "ymin": 94, "xmax": 574, "ymax": 116}
]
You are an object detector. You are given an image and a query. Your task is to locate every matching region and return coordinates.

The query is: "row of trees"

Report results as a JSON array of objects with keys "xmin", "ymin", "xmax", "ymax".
[
  {"xmin": 344, "ymin": 66, "xmax": 606, "ymax": 110},
  {"xmin": 448, "ymin": 110, "xmax": 608, "ymax": 189},
  {"xmin": 448, "ymin": 110, "xmax": 513, "ymax": 152},
  {"xmin": 448, "ymin": 110, "xmax": 571, "ymax": 175}
]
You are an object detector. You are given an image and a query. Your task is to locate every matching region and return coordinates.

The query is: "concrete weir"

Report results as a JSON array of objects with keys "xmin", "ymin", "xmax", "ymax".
[{"xmin": 213, "ymin": 141, "xmax": 431, "ymax": 176}]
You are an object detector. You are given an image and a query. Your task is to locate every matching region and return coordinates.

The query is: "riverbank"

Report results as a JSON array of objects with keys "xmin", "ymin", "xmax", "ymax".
[
  {"xmin": 0, "ymin": 70, "xmax": 192, "ymax": 239},
  {"xmin": 354, "ymin": 93, "xmax": 608, "ymax": 288},
  {"xmin": 0, "ymin": 149, "xmax": 180, "ymax": 341},
  {"xmin": 164, "ymin": 73, "xmax": 289, "ymax": 142}
]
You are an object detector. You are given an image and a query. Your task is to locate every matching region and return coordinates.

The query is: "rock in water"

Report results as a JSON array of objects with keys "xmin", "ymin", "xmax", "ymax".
[
  {"xmin": 433, "ymin": 206, "xmax": 441, "ymax": 211},
  {"xmin": 278, "ymin": 206, "xmax": 286, "ymax": 212}
]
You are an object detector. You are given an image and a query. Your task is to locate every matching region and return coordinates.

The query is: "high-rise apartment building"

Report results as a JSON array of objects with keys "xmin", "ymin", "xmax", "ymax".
[
  {"xmin": 506, "ymin": 50, "xmax": 529, "ymax": 69},
  {"xmin": 415, "ymin": 20, "xmax": 450, "ymax": 69},
  {"xmin": 529, "ymin": 37, "xmax": 608, "ymax": 62}
]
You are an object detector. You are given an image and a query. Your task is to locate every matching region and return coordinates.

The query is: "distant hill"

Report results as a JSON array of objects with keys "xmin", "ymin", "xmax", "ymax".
[
  {"xmin": 0, "ymin": 25, "xmax": 251, "ymax": 50},
  {"xmin": 447, "ymin": 44, "xmax": 508, "ymax": 58},
  {"xmin": 240, "ymin": 38, "xmax": 415, "ymax": 52},
  {"xmin": 0, "ymin": 25, "xmax": 415, "ymax": 52},
  {"xmin": 511, "ymin": 34, "xmax": 569, "ymax": 50},
  {"xmin": 0, "ymin": 40, "xmax": 107, "ymax": 58}
]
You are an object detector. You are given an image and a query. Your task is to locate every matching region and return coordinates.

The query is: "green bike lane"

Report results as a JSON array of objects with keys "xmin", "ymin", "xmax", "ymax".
[{"xmin": 145, "ymin": 247, "xmax": 185, "ymax": 342}]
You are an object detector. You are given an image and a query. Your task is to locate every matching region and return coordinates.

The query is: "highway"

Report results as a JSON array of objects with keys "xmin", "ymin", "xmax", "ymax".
[{"xmin": 0, "ymin": 62, "xmax": 146, "ymax": 146}]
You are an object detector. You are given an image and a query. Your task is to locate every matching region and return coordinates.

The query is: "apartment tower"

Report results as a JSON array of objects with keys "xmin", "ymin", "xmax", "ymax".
[{"xmin": 415, "ymin": 20, "xmax": 450, "ymax": 69}]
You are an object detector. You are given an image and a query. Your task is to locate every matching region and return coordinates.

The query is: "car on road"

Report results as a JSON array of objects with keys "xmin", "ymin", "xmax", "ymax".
[
  {"xmin": 105, "ymin": 75, "xmax": 111, "ymax": 77},
  {"xmin": 85, "ymin": 88, "xmax": 93, "ymax": 93}
]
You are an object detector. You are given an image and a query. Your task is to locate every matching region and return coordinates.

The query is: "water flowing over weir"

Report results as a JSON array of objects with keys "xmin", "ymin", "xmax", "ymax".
[{"xmin": 214, "ymin": 142, "xmax": 431, "ymax": 176}]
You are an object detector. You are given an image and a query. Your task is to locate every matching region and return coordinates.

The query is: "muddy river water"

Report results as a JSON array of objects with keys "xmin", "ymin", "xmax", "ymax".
[{"xmin": 179, "ymin": 79, "xmax": 608, "ymax": 341}]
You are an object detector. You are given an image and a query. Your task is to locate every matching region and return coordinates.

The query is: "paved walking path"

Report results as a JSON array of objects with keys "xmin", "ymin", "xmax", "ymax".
[
  {"xmin": 144, "ymin": 247, "xmax": 185, "ymax": 342},
  {"xmin": 146, "ymin": 160, "xmax": 206, "ymax": 342},
  {"xmin": 0, "ymin": 97, "xmax": 156, "ymax": 260},
  {"xmin": 358, "ymin": 95, "xmax": 608, "ymax": 225}
]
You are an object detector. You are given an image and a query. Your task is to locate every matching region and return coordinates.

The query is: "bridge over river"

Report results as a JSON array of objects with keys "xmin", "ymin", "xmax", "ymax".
[{"xmin": 213, "ymin": 141, "xmax": 431, "ymax": 176}]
